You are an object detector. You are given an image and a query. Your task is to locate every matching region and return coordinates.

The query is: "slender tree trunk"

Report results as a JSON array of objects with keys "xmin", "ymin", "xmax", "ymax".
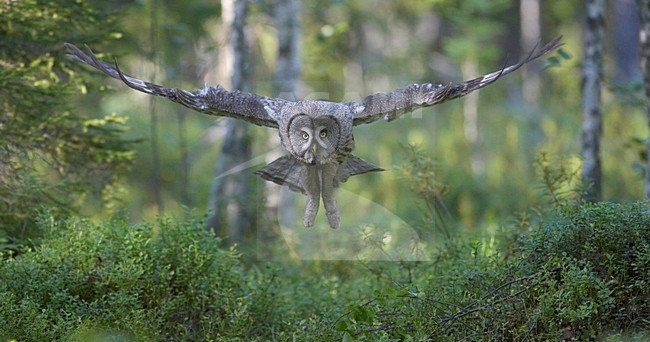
[
  {"xmin": 519, "ymin": 0, "xmax": 544, "ymax": 169},
  {"xmin": 149, "ymin": 0, "xmax": 164, "ymax": 214},
  {"xmin": 614, "ymin": 0, "xmax": 641, "ymax": 85},
  {"xmin": 271, "ymin": 0, "xmax": 300, "ymax": 94},
  {"xmin": 638, "ymin": 0, "xmax": 650, "ymax": 198},
  {"xmin": 520, "ymin": 0, "xmax": 542, "ymax": 105},
  {"xmin": 582, "ymin": 0, "xmax": 605, "ymax": 202},
  {"xmin": 461, "ymin": 57, "xmax": 484, "ymax": 174},
  {"xmin": 206, "ymin": 0, "xmax": 253, "ymax": 243},
  {"xmin": 177, "ymin": 112, "xmax": 190, "ymax": 206},
  {"xmin": 266, "ymin": 0, "xmax": 301, "ymax": 227}
]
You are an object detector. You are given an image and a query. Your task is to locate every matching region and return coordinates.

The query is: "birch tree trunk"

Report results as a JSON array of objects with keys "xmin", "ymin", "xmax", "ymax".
[
  {"xmin": 177, "ymin": 111, "xmax": 190, "ymax": 206},
  {"xmin": 637, "ymin": 0, "xmax": 650, "ymax": 198},
  {"xmin": 613, "ymin": 0, "xmax": 641, "ymax": 85},
  {"xmin": 520, "ymin": 0, "xmax": 542, "ymax": 105},
  {"xmin": 266, "ymin": 0, "xmax": 301, "ymax": 227},
  {"xmin": 519, "ymin": 0, "xmax": 545, "ymax": 164},
  {"xmin": 148, "ymin": 0, "xmax": 164, "ymax": 214},
  {"xmin": 206, "ymin": 0, "xmax": 253, "ymax": 243},
  {"xmin": 461, "ymin": 57, "xmax": 484, "ymax": 174},
  {"xmin": 582, "ymin": 0, "xmax": 605, "ymax": 202}
]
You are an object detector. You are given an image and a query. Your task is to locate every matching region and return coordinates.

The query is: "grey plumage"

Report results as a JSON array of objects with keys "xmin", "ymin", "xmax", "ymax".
[
  {"xmin": 64, "ymin": 42, "xmax": 283, "ymax": 128},
  {"xmin": 255, "ymin": 155, "xmax": 383, "ymax": 195},
  {"xmin": 65, "ymin": 35, "xmax": 563, "ymax": 229}
]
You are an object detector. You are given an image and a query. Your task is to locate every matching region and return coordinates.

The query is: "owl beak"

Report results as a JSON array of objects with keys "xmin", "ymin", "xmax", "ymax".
[{"xmin": 311, "ymin": 144, "xmax": 318, "ymax": 155}]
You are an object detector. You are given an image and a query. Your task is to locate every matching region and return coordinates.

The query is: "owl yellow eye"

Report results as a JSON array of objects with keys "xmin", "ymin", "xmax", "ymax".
[
  {"xmin": 319, "ymin": 129, "xmax": 327, "ymax": 138},
  {"xmin": 301, "ymin": 132, "xmax": 309, "ymax": 140}
]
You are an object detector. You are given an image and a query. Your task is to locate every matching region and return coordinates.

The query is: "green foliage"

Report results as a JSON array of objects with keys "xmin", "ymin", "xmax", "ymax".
[
  {"xmin": 399, "ymin": 144, "xmax": 451, "ymax": 239},
  {"xmin": 0, "ymin": 214, "xmax": 281, "ymax": 340},
  {"xmin": 1, "ymin": 193, "xmax": 648, "ymax": 340},
  {"xmin": 522, "ymin": 202, "xmax": 650, "ymax": 332},
  {"xmin": 439, "ymin": 0, "xmax": 511, "ymax": 63},
  {"xmin": 332, "ymin": 201, "xmax": 650, "ymax": 341},
  {"xmin": 0, "ymin": 0, "xmax": 136, "ymax": 248},
  {"xmin": 534, "ymin": 152, "xmax": 585, "ymax": 207},
  {"xmin": 2, "ymin": 1, "xmax": 649, "ymax": 340}
]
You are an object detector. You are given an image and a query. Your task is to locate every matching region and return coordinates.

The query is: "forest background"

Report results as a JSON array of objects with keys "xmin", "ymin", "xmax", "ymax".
[{"xmin": 1, "ymin": 0, "xmax": 649, "ymax": 340}]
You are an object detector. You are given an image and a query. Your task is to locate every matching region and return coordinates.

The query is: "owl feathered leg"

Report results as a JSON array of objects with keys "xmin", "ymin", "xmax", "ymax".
[
  {"xmin": 302, "ymin": 165, "xmax": 320, "ymax": 227},
  {"xmin": 256, "ymin": 155, "xmax": 380, "ymax": 228},
  {"xmin": 321, "ymin": 164, "xmax": 340, "ymax": 229},
  {"xmin": 300, "ymin": 164, "xmax": 340, "ymax": 229}
]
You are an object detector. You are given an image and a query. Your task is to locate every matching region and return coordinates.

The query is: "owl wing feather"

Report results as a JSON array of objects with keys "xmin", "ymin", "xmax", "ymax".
[
  {"xmin": 64, "ymin": 43, "xmax": 283, "ymax": 128},
  {"xmin": 352, "ymin": 35, "xmax": 564, "ymax": 126}
]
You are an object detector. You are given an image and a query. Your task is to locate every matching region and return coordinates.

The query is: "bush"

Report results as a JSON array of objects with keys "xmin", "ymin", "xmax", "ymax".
[
  {"xmin": 335, "ymin": 201, "xmax": 650, "ymax": 341},
  {"xmin": 0, "ymin": 214, "xmax": 278, "ymax": 340},
  {"xmin": 1, "ymin": 202, "xmax": 647, "ymax": 340},
  {"xmin": 521, "ymin": 201, "xmax": 650, "ymax": 336}
]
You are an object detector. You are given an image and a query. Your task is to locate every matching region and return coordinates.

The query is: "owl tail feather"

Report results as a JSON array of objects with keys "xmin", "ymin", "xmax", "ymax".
[
  {"xmin": 254, "ymin": 155, "xmax": 383, "ymax": 194},
  {"xmin": 255, "ymin": 155, "xmax": 307, "ymax": 194},
  {"xmin": 339, "ymin": 155, "xmax": 384, "ymax": 182}
]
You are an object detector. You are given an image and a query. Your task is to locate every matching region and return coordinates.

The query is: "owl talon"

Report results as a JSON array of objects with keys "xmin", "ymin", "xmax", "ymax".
[
  {"xmin": 326, "ymin": 211, "xmax": 340, "ymax": 229},
  {"xmin": 303, "ymin": 215, "xmax": 315, "ymax": 227}
]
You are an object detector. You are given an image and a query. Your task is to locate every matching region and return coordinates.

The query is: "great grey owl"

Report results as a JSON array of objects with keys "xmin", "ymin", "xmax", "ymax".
[{"xmin": 65, "ymin": 35, "xmax": 562, "ymax": 229}]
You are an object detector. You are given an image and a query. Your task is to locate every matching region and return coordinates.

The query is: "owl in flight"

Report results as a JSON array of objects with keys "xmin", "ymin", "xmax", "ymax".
[{"xmin": 65, "ymin": 35, "xmax": 562, "ymax": 229}]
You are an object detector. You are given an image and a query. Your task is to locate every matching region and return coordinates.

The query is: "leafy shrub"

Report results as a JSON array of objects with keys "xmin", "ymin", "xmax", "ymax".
[
  {"xmin": 0, "ymin": 214, "xmax": 279, "ymax": 340},
  {"xmin": 521, "ymin": 201, "xmax": 650, "ymax": 335},
  {"xmin": 334, "ymin": 201, "xmax": 650, "ymax": 341},
  {"xmin": 1, "ymin": 202, "xmax": 647, "ymax": 340}
]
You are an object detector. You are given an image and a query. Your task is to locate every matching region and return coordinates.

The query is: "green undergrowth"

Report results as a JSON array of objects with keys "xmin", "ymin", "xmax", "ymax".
[
  {"xmin": 0, "ymin": 215, "xmax": 283, "ymax": 341},
  {"xmin": 1, "ymin": 201, "xmax": 649, "ymax": 341},
  {"xmin": 337, "ymin": 201, "xmax": 650, "ymax": 340}
]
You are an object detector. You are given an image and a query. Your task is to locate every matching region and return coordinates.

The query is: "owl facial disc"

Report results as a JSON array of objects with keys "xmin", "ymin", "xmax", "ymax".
[{"xmin": 288, "ymin": 115, "xmax": 340, "ymax": 165}]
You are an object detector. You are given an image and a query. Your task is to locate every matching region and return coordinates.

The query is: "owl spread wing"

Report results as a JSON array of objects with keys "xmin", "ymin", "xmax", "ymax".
[
  {"xmin": 352, "ymin": 35, "xmax": 563, "ymax": 126},
  {"xmin": 64, "ymin": 43, "xmax": 284, "ymax": 128}
]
